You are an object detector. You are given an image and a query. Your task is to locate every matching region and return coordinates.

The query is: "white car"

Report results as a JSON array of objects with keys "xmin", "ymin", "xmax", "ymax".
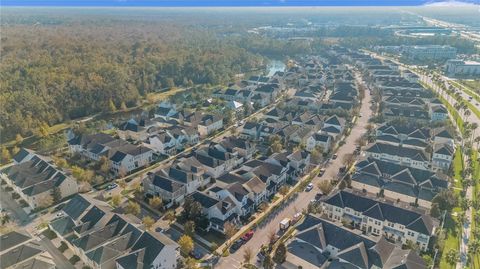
[{"xmin": 305, "ymin": 183, "xmax": 314, "ymax": 192}]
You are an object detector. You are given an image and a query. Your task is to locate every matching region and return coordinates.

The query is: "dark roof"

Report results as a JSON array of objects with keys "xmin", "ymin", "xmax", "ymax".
[
  {"xmin": 365, "ymin": 143, "xmax": 429, "ymax": 162},
  {"xmin": 0, "ymin": 243, "xmax": 44, "ymax": 269},
  {"xmin": 151, "ymin": 173, "xmax": 185, "ymax": 193},
  {"xmin": 191, "ymin": 191, "xmax": 219, "ymax": 209},
  {"xmin": 12, "ymin": 148, "xmax": 33, "ymax": 163},
  {"xmin": 128, "ymin": 232, "xmax": 177, "ymax": 269},
  {"xmin": 0, "ymin": 231, "xmax": 31, "ymax": 252},
  {"xmin": 63, "ymin": 194, "xmax": 92, "ymax": 221},
  {"xmin": 323, "ymin": 191, "xmax": 434, "ymax": 235}
]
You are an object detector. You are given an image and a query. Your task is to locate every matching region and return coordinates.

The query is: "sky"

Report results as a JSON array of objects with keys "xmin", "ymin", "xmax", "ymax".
[{"xmin": 2, "ymin": 0, "xmax": 479, "ymax": 6}]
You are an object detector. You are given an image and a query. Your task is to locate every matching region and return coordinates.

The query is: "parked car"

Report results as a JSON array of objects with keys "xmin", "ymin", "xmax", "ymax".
[
  {"xmin": 318, "ymin": 168, "xmax": 326, "ymax": 176},
  {"xmin": 315, "ymin": 192, "xmax": 323, "ymax": 201},
  {"xmin": 305, "ymin": 183, "xmax": 313, "ymax": 192},
  {"xmin": 106, "ymin": 183, "xmax": 118, "ymax": 190},
  {"xmin": 230, "ymin": 239, "xmax": 244, "ymax": 253},
  {"xmin": 190, "ymin": 250, "xmax": 202, "ymax": 260},
  {"xmin": 332, "ymin": 154, "xmax": 338, "ymax": 160},
  {"xmin": 242, "ymin": 230, "xmax": 254, "ymax": 242}
]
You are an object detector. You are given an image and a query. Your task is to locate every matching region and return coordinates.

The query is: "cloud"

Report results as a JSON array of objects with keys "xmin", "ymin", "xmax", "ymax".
[{"xmin": 424, "ymin": 0, "xmax": 479, "ymax": 6}]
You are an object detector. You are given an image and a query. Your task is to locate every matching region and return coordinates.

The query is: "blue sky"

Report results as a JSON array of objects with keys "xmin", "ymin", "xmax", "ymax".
[{"xmin": 2, "ymin": 0, "xmax": 479, "ymax": 6}]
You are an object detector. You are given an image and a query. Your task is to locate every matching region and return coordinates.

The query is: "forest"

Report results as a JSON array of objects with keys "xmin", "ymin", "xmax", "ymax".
[
  {"xmin": 1, "ymin": 8, "xmax": 478, "ymax": 143},
  {"xmin": 0, "ymin": 18, "xmax": 266, "ymax": 142}
]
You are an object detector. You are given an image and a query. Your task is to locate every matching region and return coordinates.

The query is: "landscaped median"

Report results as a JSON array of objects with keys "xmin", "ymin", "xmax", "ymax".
[{"xmin": 440, "ymin": 146, "xmax": 463, "ymax": 269}]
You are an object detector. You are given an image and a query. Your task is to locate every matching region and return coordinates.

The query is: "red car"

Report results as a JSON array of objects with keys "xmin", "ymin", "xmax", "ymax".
[{"xmin": 241, "ymin": 230, "xmax": 254, "ymax": 241}]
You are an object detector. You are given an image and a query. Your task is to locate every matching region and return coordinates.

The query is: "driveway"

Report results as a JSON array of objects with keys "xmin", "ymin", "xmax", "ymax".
[
  {"xmin": 0, "ymin": 187, "xmax": 31, "ymax": 226},
  {"xmin": 214, "ymin": 74, "xmax": 373, "ymax": 269},
  {"xmin": 163, "ymin": 227, "xmax": 211, "ymax": 259},
  {"xmin": 39, "ymin": 236, "xmax": 75, "ymax": 269}
]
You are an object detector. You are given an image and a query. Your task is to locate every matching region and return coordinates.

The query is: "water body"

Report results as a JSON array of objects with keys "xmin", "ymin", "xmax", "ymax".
[{"xmin": 267, "ymin": 60, "xmax": 286, "ymax": 76}]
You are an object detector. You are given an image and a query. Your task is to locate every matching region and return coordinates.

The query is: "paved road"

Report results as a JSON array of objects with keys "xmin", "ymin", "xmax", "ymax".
[
  {"xmin": 0, "ymin": 187, "xmax": 31, "ymax": 226},
  {"xmin": 368, "ymin": 52, "xmax": 478, "ymax": 269},
  {"xmin": 39, "ymin": 236, "xmax": 75, "ymax": 269},
  {"xmin": 215, "ymin": 72, "xmax": 373, "ymax": 269}
]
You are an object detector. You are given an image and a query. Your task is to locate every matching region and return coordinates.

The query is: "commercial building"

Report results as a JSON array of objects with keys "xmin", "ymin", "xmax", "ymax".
[{"xmin": 445, "ymin": 59, "xmax": 480, "ymax": 77}]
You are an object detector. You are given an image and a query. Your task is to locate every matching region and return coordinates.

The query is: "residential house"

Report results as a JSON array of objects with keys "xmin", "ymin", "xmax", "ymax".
[
  {"xmin": 197, "ymin": 114, "xmax": 223, "ymax": 136},
  {"xmin": 432, "ymin": 144, "xmax": 455, "ymax": 170},
  {"xmin": 322, "ymin": 190, "xmax": 437, "ymax": 251},
  {"xmin": 364, "ymin": 142, "xmax": 431, "ymax": 170},
  {"xmin": 306, "ymin": 133, "xmax": 332, "ymax": 153},
  {"xmin": 1, "ymin": 151, "xmax": 78, "ymax": 211},
  {"xmin": 0, "ymin": 231, "xmax": 55, "ymax": 269},
  {"xmin": 351, "ymin": 158, "xmax": 449, "ymax": 208},
  {"xmin": 109, "ymin": 144, "xmax": 153, "ymax": 175},
  {"xmin": 189, "ymin": 191, "xmax": 240, "ymax": 233},
  {"xmin": 284, "ymin": 214, "xmax": 426, "ymax": 269},
  {"xmin": 49, "ymin": 194, "xmax": 179, "ymax": 269}
]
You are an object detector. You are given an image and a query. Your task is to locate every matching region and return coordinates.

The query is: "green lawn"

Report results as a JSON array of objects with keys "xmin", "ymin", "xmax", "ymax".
[
  {"xmin": 434, "ymin": 92, "xmax": 465, "ymax": 134},
  {"xmin": 460, "ymin": 80, "xmax": 480, "ymax": 93},
  {"xmin": 471, "ymin": 150, "xmax": 480, "ymax": 267},
  {"xmin": 439, "ymin": 147, "xmax": 463, "ymax": 268},
  {"xmin": 440, "ymin": 215, "xmax": 461, "ymax": 269}
]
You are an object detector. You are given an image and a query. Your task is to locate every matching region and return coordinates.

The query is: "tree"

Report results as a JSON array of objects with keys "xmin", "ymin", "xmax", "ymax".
[
  {"xmin": 178, "ymin": 235, "xmax": 194, "ymax": 256},
  {"xmin": 224, "ymin": 222, "xmax": 237, "ymax": 244},
  {"xmin": 15, "ymin": 134, "xmax": 23, "ymax": 144},
  {"xmin": 243, "ymin": 247, "xmax": 252, "ymax": 265},
  {"xmin": 273, "ymin": 242, "xmax": 287, "ymax": 264},
  {"xmin": 268, "ymin": 230, "xmax": 277, "ymax": 245},
  {"xmin": 1, "ymin": 147, "xmax": 11, "ymax": 163},
  {"xmin": 317, "ymin": 180, "xmax": 333, "ymax": 195},
  {"xmin": 11, "ymin": 146, "xmax": 19, "ymax": 156},
  {"xmin": 432, "ymin": 190, "xmax": 457, "ymax": 212},
  {"xmin": 278, "ymin": 185, "xmax": 289, "ymax": 197},
  {"xmin": 120, "ymin": 101, "xmax": 127, "ymax": 111},
  {"xmin": 111, "ymin": 194, "xmax": 121, "ymax": 208},
  {"xmin": 164, "ymin": 210, "xmax": 176, "ymax": 223},
  {"xmin": 125, "ymin": 201, "xmax": 141, "ymax": 216},
  {"xmin": 183, "ymin": 196, "xmax": 203, "ymax": 222},
  {"xmin": 263, "ymin": 254, "xmax": 274, "ymax": 269},
  {"xmin": 149, "ymin": 196, "xmax": 162, "ymax": 210},
  {"xmin": 310, "ymin": 148, "xmax": 322, "ymax": 163},
  {"xmin": 183, "ymin": 257, "xmax": 199, "ymax": 269},
  {"xmin": 99, "ymin": 156, "xmax": 111, "ymax": 174},
  {"xmin": 184, "ymin": 220, "xmax": 196, "ymax": 237},
  {"xmin": 51, "ymin": 187, "xmax": 62, "ymax": 203},
  {"xmin": 118, "ymin": 179, "xmax": 127, "ymax": 190},
  {"xmin": 430, "ymin": 203, "xmax": 441, "ymax": 218},
  {"xmin": 142, "ymin": 216, "xmax": 155, "ymax": 231},
  {"xmin": 108, "ymin": 99, "xmax": 117, "ymax": 112},
  {"xmin": 38, "ymin": 194, "xmax": 54, "ymax": 209},
  {"xmin": 445, "ymin": 248, "xmax": 459, "ymax": 268},
  {"xmin": 342, "ymin": 153, "xmax": 355, "ymax": 168},
  {"xmin": 55, "ymin": 157, "xmax": 68, "ymax": 168},
  {"xmin": 270, "ymin": 140, "xmax": 283, "ymax": 153}
]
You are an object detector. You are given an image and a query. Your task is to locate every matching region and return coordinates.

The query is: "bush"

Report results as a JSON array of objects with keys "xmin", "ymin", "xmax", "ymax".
[
  {"xmin": 58, "ymin": 241, "xmax": 68, "ymax": 253},
  {"xmin": 12, "ymin": 193, "xmax": 20, "ymax": 199},
  {"xmin": 69, "ymin": 255, "xmax": 80, "ymax": 265},
  {"xmin": 42, "ymin": 229, "xmax": 57, "ymax": 240},
  {"xmin": 19, "ymin": 199, "xmax": 28, "ymax": 207},
  {"xmin": 5, "ymin": 186, "xmax": 13, "ymax": 192}
]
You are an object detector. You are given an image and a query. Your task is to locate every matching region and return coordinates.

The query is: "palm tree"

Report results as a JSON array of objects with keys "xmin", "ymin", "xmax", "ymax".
[
  {"xmin": 464, "ymin": 109, "xmax": 471, "ymax": 123},
  {"xmin": 468, "ymin": 240, "xmax": 479, "ymax": 269}
]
